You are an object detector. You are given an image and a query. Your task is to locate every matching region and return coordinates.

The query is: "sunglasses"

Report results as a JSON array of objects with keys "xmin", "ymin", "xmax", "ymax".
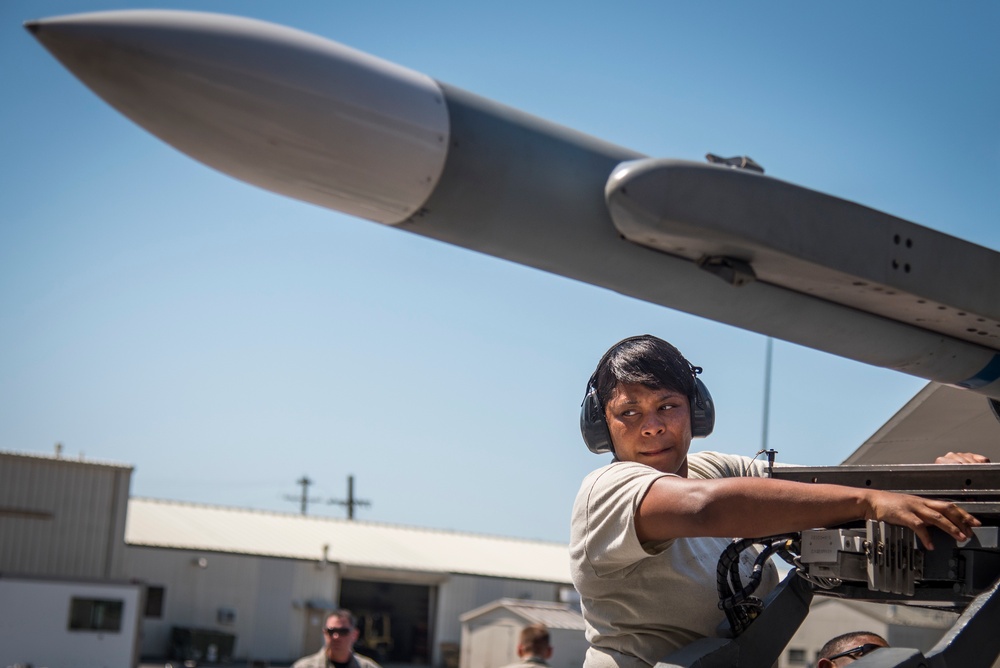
[
  {"xmin": 325, "ymin": 626, "xmax": 353, "ymax": 636},
  {"xmin": 827, "ymin": 643, "xmax": 884, "ymax": 662}
]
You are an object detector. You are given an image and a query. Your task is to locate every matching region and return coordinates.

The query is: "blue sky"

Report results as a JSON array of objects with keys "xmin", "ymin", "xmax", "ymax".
[{"xmin": 2, "ymin": 1, "xmax": 998, "ymax": 543}]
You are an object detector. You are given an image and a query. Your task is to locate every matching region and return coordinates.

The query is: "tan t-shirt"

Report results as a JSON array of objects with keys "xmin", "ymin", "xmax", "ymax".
[{"xmin": 570, "ymin": 451, "xmax": 779, "ymax": 668}]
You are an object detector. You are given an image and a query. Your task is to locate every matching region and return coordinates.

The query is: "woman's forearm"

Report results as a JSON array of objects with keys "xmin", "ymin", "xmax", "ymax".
[{"xmin": 635, "ymin": 476, "xmax": 979, "ymax": 549}]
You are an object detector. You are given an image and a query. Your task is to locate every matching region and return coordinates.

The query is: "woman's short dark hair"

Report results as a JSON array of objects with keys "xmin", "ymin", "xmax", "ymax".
[{"xmin": 592, "ymin": 335, "xmax": 697, "ymax": 409}]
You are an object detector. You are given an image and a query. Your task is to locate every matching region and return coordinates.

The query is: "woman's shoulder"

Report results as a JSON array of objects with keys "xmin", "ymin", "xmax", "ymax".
[
  {"xmin": 688, "ymin": 450, "xmax": 761, "ymax": 478},
  {"xmin": 578, "ymin": 461, "xmax": 670, "ymax": 499},
  {"xmin": 582, "ymin": 460, "xmax": 662, "ymax": 486}
]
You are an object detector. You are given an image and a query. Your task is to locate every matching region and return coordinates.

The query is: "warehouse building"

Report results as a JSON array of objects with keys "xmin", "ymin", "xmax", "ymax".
[
  {"xmin": 0, "ymin": 450, "xmax": 141, "ymax": 668},
  {"xmin": 125, "ymin": 497, "xmax": 572, "ymax": 665},
  {"xmin": 0, "ymin": 449, "xmax": 572, "ymax": 667}
]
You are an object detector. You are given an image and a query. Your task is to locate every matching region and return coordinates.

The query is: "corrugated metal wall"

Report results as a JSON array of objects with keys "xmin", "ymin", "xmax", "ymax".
[{"xmin": 0, "ymin": 452, "xmax": 132, "ymax": 579}]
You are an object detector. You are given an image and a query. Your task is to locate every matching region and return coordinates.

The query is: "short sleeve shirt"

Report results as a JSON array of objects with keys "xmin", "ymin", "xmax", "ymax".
[
  {"xmin": 569, "ymin": 451, "xmax": 778, "ymax": 668},
  {"xmin": 291, "ymin": 650, "xmax": 383, "ymax": 668}
]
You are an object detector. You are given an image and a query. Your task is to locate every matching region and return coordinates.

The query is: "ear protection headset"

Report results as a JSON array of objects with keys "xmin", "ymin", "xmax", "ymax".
[{"xmin": 579, "ymin": 337, "xmax": 715, "ymax": 455}]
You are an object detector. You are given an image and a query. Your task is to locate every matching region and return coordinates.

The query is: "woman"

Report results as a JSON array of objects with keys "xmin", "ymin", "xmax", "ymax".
[{"xmin": 570, "ymin": 335, "xmax": 984, "ymax": 668}]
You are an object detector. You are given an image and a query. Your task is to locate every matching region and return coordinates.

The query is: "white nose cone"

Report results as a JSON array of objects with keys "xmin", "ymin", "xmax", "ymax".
[{"xmin": 28, "ymin": 10, "xmax": 450, "ymax": 225}]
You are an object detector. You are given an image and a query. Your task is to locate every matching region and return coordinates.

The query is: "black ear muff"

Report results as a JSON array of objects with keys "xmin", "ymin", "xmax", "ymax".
[
  {"xmin": 580, "ymin": 374, "xmax": 715, "ymax": 454},
  {"xmin": 580, "ymin": 383, "xmax": 613, "ymax": 454},
  {"xmin": 690, "ymin": 377, "xmax": 715, "ymax": 438}
]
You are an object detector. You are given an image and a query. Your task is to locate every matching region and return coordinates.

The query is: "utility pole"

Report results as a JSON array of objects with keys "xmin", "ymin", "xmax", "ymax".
[
  {"xmin": 760, "ymin": 337, "xmax": 778, "ymax": 475},
  {"xmin": 284, "ymin": 476, "xmax": 322, "ymax": 515},
  {"xmin": 328, "ymin": 475, "xmax": 371, "ymax": 520},
  {"xmin": 761, "ymin": 337, "xmax": 773, "ymax": 452}
]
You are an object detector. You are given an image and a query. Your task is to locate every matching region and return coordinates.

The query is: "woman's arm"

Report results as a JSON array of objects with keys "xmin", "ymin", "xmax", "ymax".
[{"xmin": 635, "ymin": 475, "xmax": 980, "ymax": 550}]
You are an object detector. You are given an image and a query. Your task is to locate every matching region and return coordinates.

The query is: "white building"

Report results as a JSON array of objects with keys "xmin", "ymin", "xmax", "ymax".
[
  {"xmin": 459, "ymin": 598, "xmax": 588, "ymax": 668},
  {"xmin": 0, "ymin": 449, "xmax": 573, "ymax": 667},
  {"xmin": 0, "ymin": 576, "xmax": 144, "ymax": 668},
  {"xmin": 124, "ymin": 497, "xmax": 572, "ymax": 665}
]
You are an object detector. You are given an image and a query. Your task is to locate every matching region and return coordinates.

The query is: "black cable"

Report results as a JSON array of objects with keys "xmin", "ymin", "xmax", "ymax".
[
  {"xmin": 716, "ymin": 535, "xmax": 798, "ymax": 635},
  {"xmin": 742, "ymin": 448, "xmax": 779, "ymax": 477}
]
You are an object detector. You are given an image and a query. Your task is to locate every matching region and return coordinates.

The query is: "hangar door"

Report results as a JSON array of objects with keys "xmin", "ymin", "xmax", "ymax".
[{"xmin": 340, "ymin": 579, "xmax": 433, "ymax": 664}]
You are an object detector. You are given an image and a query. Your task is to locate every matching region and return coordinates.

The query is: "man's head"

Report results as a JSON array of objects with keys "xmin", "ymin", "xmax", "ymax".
[
  {"xmin": 517, "ymin": 623, "xmax": 552, "ymax": 661},
  {"xmin": 581, "ymin": 335, "xmax": 713, "ymax": 473},
  {"xmin": 323, "ymin": 610, "xmax": 359, "ymax": 663},
  {"xmin": 816, "ymin": 632, "xmax": 888, "ymax": 667}
]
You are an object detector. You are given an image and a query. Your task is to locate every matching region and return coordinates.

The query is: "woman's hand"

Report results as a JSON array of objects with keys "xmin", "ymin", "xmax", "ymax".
[
  {"xmin": 864, "ymin": 490, "xmax": 981, "ymax": 550},
  {"xmin": 935, "ymin": 452, "xmax": 991, "ymax": 464}
]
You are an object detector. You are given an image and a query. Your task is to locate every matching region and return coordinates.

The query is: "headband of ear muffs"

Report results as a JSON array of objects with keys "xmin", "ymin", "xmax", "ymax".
[{"xmin": 579, "ymin": 346, "xmax": 715, "ymax": 455}]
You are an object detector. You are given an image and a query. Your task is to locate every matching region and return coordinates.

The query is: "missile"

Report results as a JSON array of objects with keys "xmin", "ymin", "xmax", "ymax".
[{"xmin": 27, "ymin": 10, "xmax": 1000, "ymax": 400}]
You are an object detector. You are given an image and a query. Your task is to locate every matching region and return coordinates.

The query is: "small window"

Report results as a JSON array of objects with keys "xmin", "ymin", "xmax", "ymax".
[
  {"xmin": 787, "ymin": 648, "xmax": 807, "ymax": 664},
  {"xmin": 217, "ymin": 607, "xmax": 236, "ymax": 625},
  {"xmin": 68, "ymin": 598, "xmax": 123, "ymax": 632},
  {"xmin": 145, "ymin": 586, "xmax": 165, "ymax": 618}
]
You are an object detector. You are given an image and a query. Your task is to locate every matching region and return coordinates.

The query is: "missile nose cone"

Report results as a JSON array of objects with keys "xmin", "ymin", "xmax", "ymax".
[{"xmin": 27, "ymin": 10, "xmax": 450, "ymax": 225}]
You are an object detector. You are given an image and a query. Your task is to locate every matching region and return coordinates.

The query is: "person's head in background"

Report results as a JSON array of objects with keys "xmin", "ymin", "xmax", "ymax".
[
  {"xmin": 518, "ymin": 623, "xmax": 552, "ymax": 662},
  {"xmin": 816, "ymin": 631, "xmax": 888, "ymax": 667}
]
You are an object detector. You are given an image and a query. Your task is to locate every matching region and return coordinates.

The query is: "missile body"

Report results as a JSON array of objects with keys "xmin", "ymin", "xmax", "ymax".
[{"xmin": 27, "ymin": 10, "xmax": 1000, "ymax": 399}]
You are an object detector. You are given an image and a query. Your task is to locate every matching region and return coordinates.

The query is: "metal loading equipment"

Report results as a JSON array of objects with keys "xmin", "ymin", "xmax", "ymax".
[{"xmin": 658, "ymin": 464, "xmax": 1000, "ymax": 668}]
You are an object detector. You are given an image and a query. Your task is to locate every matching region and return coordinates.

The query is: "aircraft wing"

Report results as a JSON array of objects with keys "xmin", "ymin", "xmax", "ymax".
[
  {"xmin": 844, "ymin": 382, "xmax": 1000, "ymax": 465},
  {"xmin": 26, "ymin": 9, "xmax": 1000, "ymax": 399}
]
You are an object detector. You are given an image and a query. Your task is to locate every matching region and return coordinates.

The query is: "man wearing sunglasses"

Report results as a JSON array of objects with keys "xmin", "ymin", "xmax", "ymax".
[
  {"xmin": 816, "ymin": 632, "xmax": 888, "ymax": 667},
  {"xmin": 292, "ymin": 609, "xmax": 383, "ymax": 668}
]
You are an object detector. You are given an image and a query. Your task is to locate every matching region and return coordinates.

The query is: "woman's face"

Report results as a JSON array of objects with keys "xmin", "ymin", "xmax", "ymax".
[{"xmin": 604, "ymin": 382, "xmax": 692, "ymax": 475}]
